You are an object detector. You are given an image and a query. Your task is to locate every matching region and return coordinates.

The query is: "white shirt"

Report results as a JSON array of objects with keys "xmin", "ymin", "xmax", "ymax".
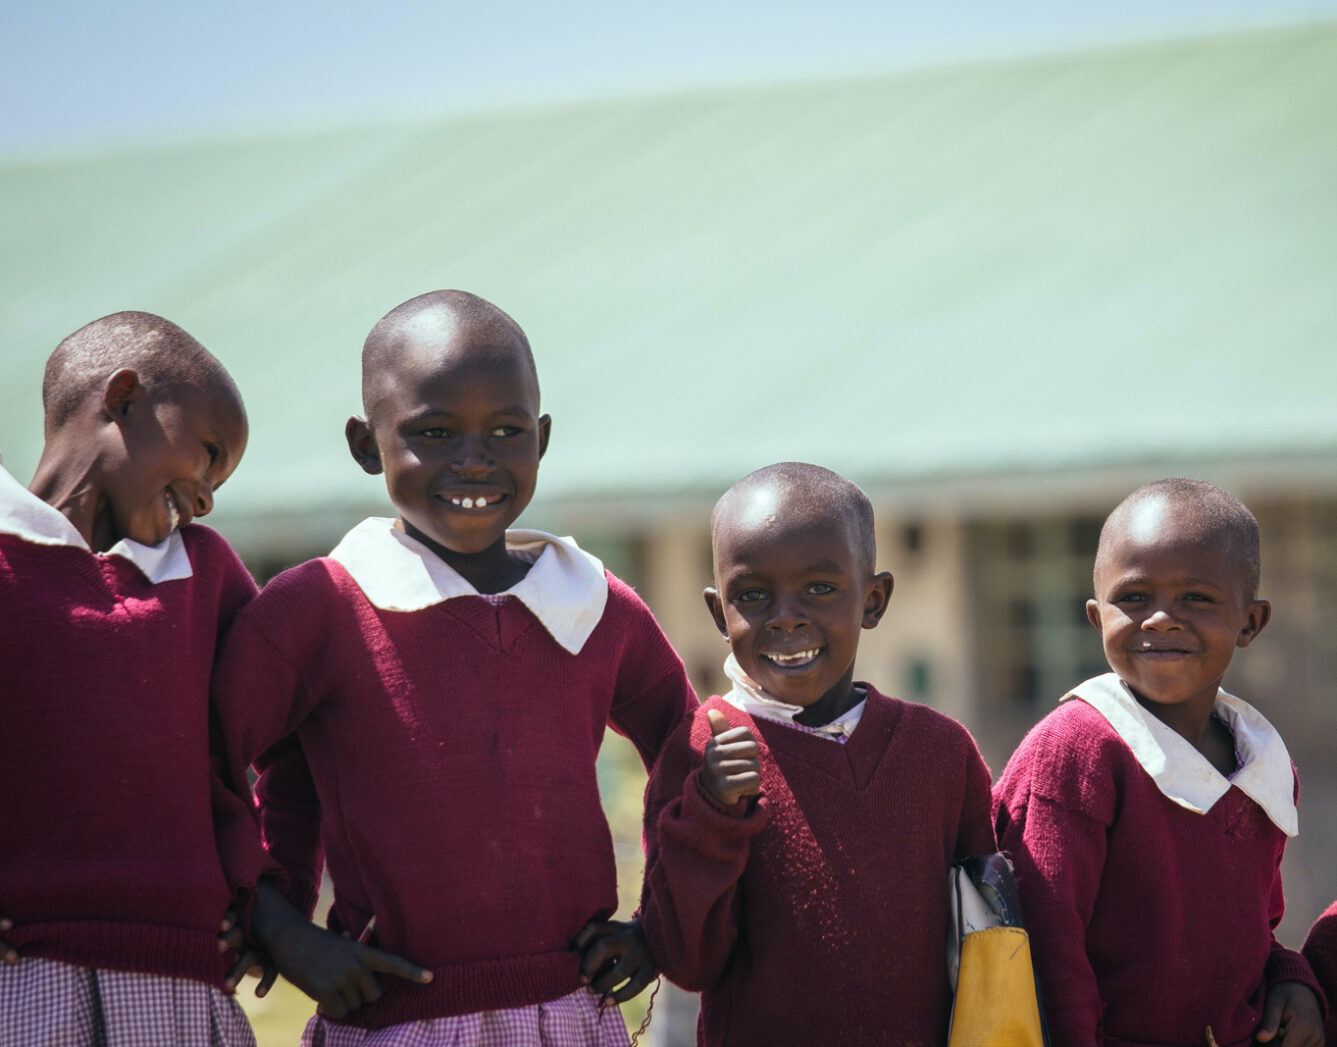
[
  {"xmin": 718, "ymin": 651, "xmax": 864, "ymax": 741},
  {"xmin": 1064, "ymin": 672, "xmax": 1298, "ymax": 837},
  {"xmin": 0, "ymin": 462, "xmax": 192, "ymax": 584},
  {"xmin": 327, "ymin": 516, "xmax": 608, "ymax": 655}
]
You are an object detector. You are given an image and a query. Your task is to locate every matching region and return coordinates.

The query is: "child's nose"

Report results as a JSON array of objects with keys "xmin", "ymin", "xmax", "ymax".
[
  {"xmin": 194, "ymin": 483, "xmax": 214, "ymax": 517},
  {"xmin": 767, "ymin": 595, "xmax": 808, "ymax": 631},
  {"xmin": 452, "ymin": 436, "xmax": 493, "ymax": 475},
  {"xmin": 1141, "ymin": 605, "xmax": 1179, "ymax": 629}
]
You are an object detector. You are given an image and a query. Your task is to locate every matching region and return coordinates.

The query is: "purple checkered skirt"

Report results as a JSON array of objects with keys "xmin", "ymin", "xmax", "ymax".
[
  {"xmin": 0, "ymin": 956, "xmax": 255, "ymax": 1047},
  {"xmin": 301, "ymin": 988, "xmax": 629, "ymax": 1047}
]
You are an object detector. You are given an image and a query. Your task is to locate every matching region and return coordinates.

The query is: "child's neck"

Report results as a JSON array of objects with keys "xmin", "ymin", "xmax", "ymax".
[
  {"xmin": 28, "ymin": 445, "xmax": 112, "ymax": 552},
  {"xmin": 1132, "ymin": 688, "xmax": 1237, "ymax": 777},
  {"xmin": 405, "ymin": 524, "xmax": 533, "ymax": 595}
]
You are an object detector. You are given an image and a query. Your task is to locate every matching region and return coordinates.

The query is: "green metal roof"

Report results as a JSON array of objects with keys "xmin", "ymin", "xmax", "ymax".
[{"xmin": 3, "ymin": 23, "xmax": 1335, "ymax": 545}]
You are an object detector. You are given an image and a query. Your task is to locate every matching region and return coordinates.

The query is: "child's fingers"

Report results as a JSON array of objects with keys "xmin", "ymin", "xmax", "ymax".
[
  {"xmin": 571, "ymin": 918, "xmax": 612, "ymax": 953},
  {"xmin": 217, "ymin": 924, "xmax": 245, "ymax": 953},
  {"xmin": 604, "ymin": 963, "xmax": 656, "ymax": 1003},
  {"xmin": 255, "ymin": 962, "xmax": 279, "ymax": 998},
  {"xmin": 223, "ymin": 948, "xmax": 257, "ymax": 990},
  {"xmin": 360, "ymin": 945, "xmax": 434, "ymax": 984},
  {"xmin": 706, "ymin": 709, "xmax": 731, "ymax": 737}
]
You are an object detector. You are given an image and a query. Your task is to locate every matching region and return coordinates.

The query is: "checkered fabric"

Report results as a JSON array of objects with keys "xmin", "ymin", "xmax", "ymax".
[
  {"xmin": 0, "ymin": 956, "xmax": 255, "ymax": 1047},
  {"xmin": 301, "ymin": 989, "xmax": 629, "ymax": 1047}
]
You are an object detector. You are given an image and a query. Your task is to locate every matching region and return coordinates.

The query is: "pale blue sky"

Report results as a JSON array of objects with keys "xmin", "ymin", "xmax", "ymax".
[{"xmin": 4, "ymin": 0, "xmax": 1336, "ymax": 157}]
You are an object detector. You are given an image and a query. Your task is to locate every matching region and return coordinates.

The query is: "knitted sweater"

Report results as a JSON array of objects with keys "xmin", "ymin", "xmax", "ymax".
[
  {"xmin": 1303, "ymin": 901, "xmax": 1337, "ymax": 1045},
  {"xmin": 641, "ymin": 688, "xmax": 995, "ymax": 1047},
  {"xmin": 212, "ymin": 556, "xmax": 696, "ymax": 1028},
  {"xmin": 0, "ymin": 524, "xmax": 260, "ymax": 988},
  {"xmin": 993, "ymin": 695, "xmax": 1321, "ymax": 1047}
]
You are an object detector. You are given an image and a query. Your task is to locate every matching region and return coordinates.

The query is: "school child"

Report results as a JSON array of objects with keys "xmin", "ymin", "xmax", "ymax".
[
  {"xmin": 0, "ymin": 312, "xmax": 267, "ymax": 1045},
  {"xmin": 212, "ymin": 290, "xmax": 699, "ymax": 1044},
  {"xmin": 1303, "ymin": 903, "xmax": 1337, "ymax": 1045},
  {"xmin": 994, "ymin": 478, "xmax": 1326, "ymax": 1047},
  {"xmin": 639, "ymin": 462, "xmax": 996, "ymax": 1046}
]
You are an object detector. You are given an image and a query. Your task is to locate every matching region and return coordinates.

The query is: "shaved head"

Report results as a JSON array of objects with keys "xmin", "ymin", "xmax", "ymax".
[
  {"xmin": 1096, "ymin": 478, "xmax": 1261, "ymax": 597},
  {"xmin": 361, "ymin": 290, "xmax": 536, "ymax": 419},
  {"xmin": 42, "ymin": 312, "xmax": 238, "ymax": 431},
  {"xmin": 712, "ymin": 462, "xmax": 877, "ymax": 577}
]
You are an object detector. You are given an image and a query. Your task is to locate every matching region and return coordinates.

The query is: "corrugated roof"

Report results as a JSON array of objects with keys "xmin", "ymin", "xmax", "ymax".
[{"xmin": 3, "ymin": 23, "xmax": 1335, "ymax": 540}]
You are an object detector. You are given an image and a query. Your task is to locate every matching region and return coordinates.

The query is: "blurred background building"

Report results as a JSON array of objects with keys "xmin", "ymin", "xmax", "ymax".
[{"xmin": 4, "ymin": 4, "xmax": 1335, "ymax": 1043}]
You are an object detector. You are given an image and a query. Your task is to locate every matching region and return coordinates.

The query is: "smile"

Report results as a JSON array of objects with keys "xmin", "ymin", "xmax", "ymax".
[
  {"xmin": 763, "ymin": 648, "xmax": 822, "ymax": 668},
  {"xmin": 164, "ymin": 489, "xmax": 182, "ymax": 532},
  {"xmin": 447, "ymin": 493, "xmax": 504, "ymax": 510}
]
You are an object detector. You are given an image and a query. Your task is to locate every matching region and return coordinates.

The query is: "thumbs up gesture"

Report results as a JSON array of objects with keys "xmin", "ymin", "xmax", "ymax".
[{"xmin": 702, "ymin": 708, "xmax": 762, "ymax": 807}]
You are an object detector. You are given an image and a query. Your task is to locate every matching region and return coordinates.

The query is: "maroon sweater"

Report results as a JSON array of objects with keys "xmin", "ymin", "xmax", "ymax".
[
  {"xmin": 993, "ymin": 698, "xmax": 1321, "ymax": 1047},
  {"xmin": 641, "ymin": 688, "xmax": 995, "ymax": 1047},
  {"xmin": 1303, "ymin": 901, "xmax": 1337, "ymax": 1045},
  {"xmin": 0, "ymin": 525, "xmax": 261, "ymax": 988},
  {"xmin": 212, "ymin": 558, "xmax": 696, "ymax": 1028}
]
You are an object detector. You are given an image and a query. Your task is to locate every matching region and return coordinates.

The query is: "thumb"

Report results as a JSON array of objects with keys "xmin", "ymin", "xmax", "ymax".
[
  {"xmin": 1255, "ymin": 991, "xmax": 1286, "ymax": 1042},
  {"xmin": 706, "ymin": 709, "xmax": 731, "ymax": 737}
]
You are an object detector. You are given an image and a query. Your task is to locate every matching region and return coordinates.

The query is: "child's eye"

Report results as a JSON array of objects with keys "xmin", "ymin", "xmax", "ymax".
[
  {"xmin": 204, "ymin": 442, "xmax": 221, "ymax": 465},
  {"xmin": 1113, "ymin": 591, "xmax": 1146, "ymax": 604},
  {"xmin": 734, "ymin": 589, "xmax": 767, "ymax": 605},
  {"xmin": 806, "ymin": 582, "xmax": 836, "ymax": 596},
  {"xmin": 1183, "ymin": 592, "xmax": 1213, "ymax": 603},
  {"xmin": 420, "ymin": 427, "xmax": 448, "ymax": 438},
  {"xmin": 490, "ymin": 425, "xmax": 522, "ymax": 438}
]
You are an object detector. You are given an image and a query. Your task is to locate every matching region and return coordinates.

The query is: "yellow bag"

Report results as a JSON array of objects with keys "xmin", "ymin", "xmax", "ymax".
[{"xmin": 947, "ymin": 856, "xmax": 1050, "ymax": 1047}]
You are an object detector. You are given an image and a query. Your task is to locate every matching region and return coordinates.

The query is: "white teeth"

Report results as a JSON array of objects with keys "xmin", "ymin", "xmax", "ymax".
[
  {"xmin": 164, "ymin": 491, "xmax": 180, "ymax": 531},
  {"xmin": 768, "ymin": 648, "xmax": 820, "ymax": 665},
  {"xmin": 450, "ymin": 495, "xmax": 494, "ymax": 509}
]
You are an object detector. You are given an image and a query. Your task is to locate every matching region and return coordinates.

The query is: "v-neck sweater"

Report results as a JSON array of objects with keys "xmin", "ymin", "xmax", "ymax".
[
  {"xmin": 212, "ymin": 557, "xmax": 697, "ymax": 1028},
  {"xmin": 993, "ymin": 696, "xmax": 1322, "ymax": 1047},
  {"xmin": 0, "ymin": 525, "xmax": 260, "ymax": 988},
  {"xmin": 641, "ymin": 687, "xmax": 995, "ymax": 1047},
  {"xmin": 1302, "ymin": 901, "xmax": 1337, "ymax": 1044}
]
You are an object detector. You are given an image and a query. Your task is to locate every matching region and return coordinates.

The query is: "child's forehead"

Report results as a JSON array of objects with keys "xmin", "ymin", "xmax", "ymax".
[{"xmin": 714, "ymin": 486, "xmax": 860, "ymax": 566}]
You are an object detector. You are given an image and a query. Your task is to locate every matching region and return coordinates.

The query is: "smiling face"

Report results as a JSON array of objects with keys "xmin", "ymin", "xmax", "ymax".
[
  {"xmin": 706, "ymin": 480, "xmax": 891, "ymax": 725},
  {"xmin": 350, "ymin": 317, "xmax": 549, "ymax": 562},
  {"xmin": 1086, "ymin": 494, "xmax": 1270, "ymax": 729},
  {"xmin": 99, "ymin": 374, "xmax": 247, "ymax": 550}
]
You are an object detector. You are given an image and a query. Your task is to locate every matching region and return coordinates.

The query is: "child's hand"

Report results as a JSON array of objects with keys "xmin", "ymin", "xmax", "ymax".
[
  {"xmin": 250, "ymin": 882, "xmax": 432, "ymax": 1019},
  {"xmin": 1255, "ymin": 981, "xmax": 1324, "ymax": 1046},
  {"xmin": 217, "ymin": 907, "xmax": 279, "ymax": 997},
  {"xmin": 702, "ymin": 709, "xmax": 761, "ymax": 807},
  {"xmin": 572, "ymin": 916, "xmax": 656, "ymax": 1003},
  {"xmin": 0, "ymin": 914, "xmax": 16, "ymax": 965}
]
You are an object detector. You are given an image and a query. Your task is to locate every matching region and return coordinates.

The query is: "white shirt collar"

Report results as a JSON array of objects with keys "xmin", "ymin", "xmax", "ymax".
[
  {"xmin": 327, "ymin": 517, "xmax": 608, "ymax": 655},
  {"xmin": 1064, "ymin": 672, "xmax": 1298, "ymax": 836},
  {"xmin": 719, "ymin": 651, "xmax": 863, "ymax": 741},
  {"xmin": 0, "ymin": 461, "xmax": 193, "ymax": 584}
]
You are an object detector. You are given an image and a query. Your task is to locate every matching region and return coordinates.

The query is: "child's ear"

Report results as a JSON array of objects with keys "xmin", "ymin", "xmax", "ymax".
[
  {"xmin": 1236, "ymin": 599, "xmax": 1272, "ymax": 648},
  {"xmin": 102, "ymin": 368, "xmax": 144, "ymax": 422},
  {"xmin": 861, "ymin": 572, "xmax": 894, "ymax": 629},
  {"xmin": 1085, "ymin": 598, "xmax": 1102, "ymax": 632},
  {"xmin": 703, "ymin": 587, "xmax": 729, "ymax": 638},
  {"xmin": 538, "ymin": 414, "xmax": 552, "ymax": 459},
  {"xmin": 345, "ymin": 416, "xmax": 383, "ymax": 476}
]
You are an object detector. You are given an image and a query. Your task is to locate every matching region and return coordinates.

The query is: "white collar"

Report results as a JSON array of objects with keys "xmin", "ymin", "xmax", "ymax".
[
  {"xmin": 0, "ymin": 461, "xmax": 193, "ymax": 584},
  {"xmin": 327, "ymin": 517, "xmax": 608, "ymax": 655},
  {"xmin": 1064, "ymin": 672, "xmax": 1298, "ymax": 836},
  {"xmin": 719, "ymin": 651, "xmax": 864, "ymax": 741}
]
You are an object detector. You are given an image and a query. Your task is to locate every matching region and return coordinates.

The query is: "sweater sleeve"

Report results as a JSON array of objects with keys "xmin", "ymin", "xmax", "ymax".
[
  {"xmin": 604, "ymin": 577, "xmax": 699, "ymax": 767},
  {"xmin": 1302, "ymin": 901, "xmax": 1337, "ymax": 1043},
  {"xmin": 253, "ymin": 736, "xmax": 325, "ymax": 919},
  {"xmin": 994, "ymin": 733, "xmax": 1109, "ymax": 1047},
  {"xmin": 209, "ymin": 570, "xmax": 328, "ymax": 906},
  {"xmin": 640, "ymin": 704, "xmax": 769, "ymax": 992},
  {"xmin": 954, "ymin": 730, "xmax": 996, "ymax": 860},
  {"xmin": 1262, "ymin": 772, "xmax": 1326, "ymax": 1016}
]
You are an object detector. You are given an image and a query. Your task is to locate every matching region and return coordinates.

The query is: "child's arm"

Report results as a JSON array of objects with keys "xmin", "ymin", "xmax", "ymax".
[
  {"xmin": 954, "ymin": 734, "xmax": 997, "ymax": 861},
  {"xmin": 254, "ymin": 737, "xmax": 326, "ymax": 919},
  {"xmin": 994, "ymin": 786, "xmax": 1108, "ymax": 1047},
  {"xmin": 248, "ymin": 881, "xmax": 432, "ymax": 1020},
  {"xmin": 1302, "ymin": 902, "xmax": 1337, "ymax": 1046},
  {"xmin": 640, "ymin": 705, "xmax": 767, "ymax": 992}
]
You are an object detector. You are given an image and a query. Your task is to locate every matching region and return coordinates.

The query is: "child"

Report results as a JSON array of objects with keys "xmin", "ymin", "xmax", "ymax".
[
  {"xmin": 212, "ymin": 290, "xmax": 699, "ymax": 1043},
  {"xmin": 0, "ymin": 312, "xmax": 267, "ymax": 1045},
  {"xmin": 639, "ymin": 462, "xmax": 996, "ymax": 1045},
  {"xmin": 994, "ymin": 478, "xmax": 1326, "ymax": 1047},
  {"xmin": 1303, "ymin": 903, "xmax": 1337, "ymax": 1045}
]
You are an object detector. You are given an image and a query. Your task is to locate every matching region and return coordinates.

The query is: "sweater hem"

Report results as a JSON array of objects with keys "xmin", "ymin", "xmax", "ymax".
[
  {"xmin": 10, "ymin": 921, "xmax": 231, "ymax": 990},
  {"xmin": 334, "ymin": 950, "xmax": 583, "ymax": 1029}
]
